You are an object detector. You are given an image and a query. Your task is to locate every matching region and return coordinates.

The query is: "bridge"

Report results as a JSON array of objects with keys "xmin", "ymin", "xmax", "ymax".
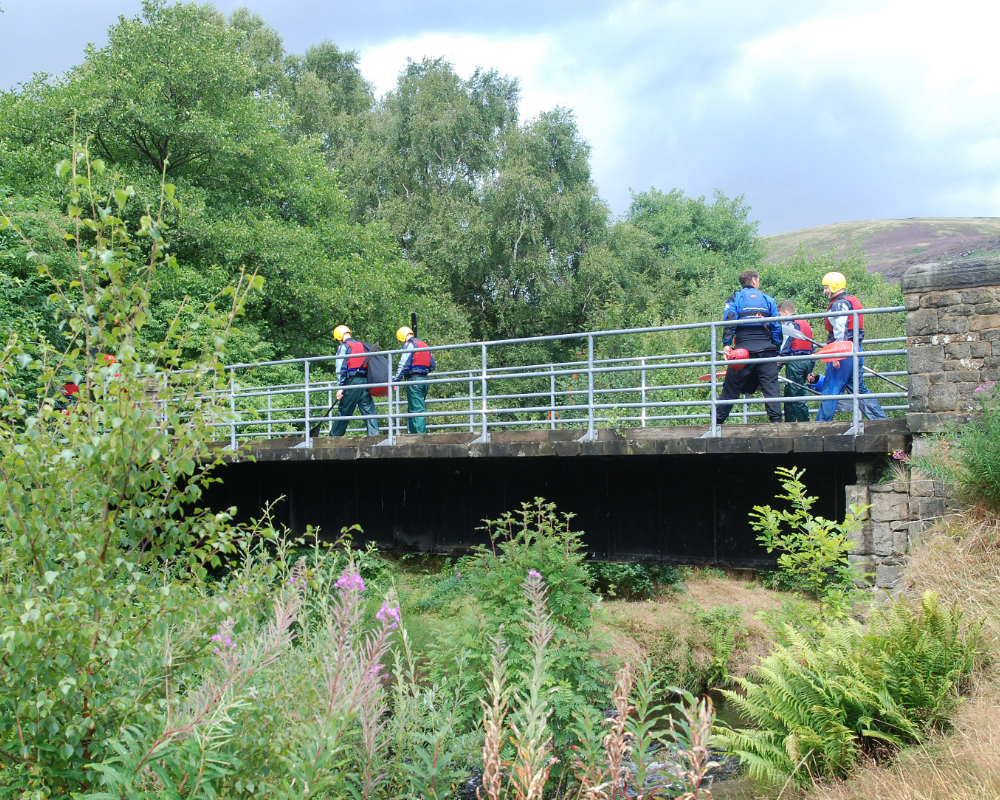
[{"xmin": 203, "ymin": 258, "xmax": 1000, "ymax": 583}]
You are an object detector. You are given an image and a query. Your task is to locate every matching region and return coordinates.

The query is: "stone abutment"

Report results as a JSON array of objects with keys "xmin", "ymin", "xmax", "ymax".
[{"xmin": 843, "ymin": 256, "xmax": 1000, "ymax": 589}]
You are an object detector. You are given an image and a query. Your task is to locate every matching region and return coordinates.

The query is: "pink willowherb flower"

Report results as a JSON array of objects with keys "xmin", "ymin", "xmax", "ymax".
[
  {"xmin": 376, "ymin": 601, "xmax": 400, "ymax": 629},
  {"xmin": 334, "ymin": 570, "xmax": 366, "ymax": 592},
  {"xmin": 210, "ymin": 628, "xmax": 236, "ymax": 655},
  {"xmin": 891, "ymin": 450, "xmax": 908, "ymax": 461},
  {"xmin": 528, "ymin": 569, "xmax": 542, "ymax": 580}
]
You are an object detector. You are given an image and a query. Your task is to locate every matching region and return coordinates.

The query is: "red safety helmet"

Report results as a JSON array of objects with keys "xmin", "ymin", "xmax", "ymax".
[{"xmin": 727, "ymin": 348, "xmax": 750, "ymax": 370}]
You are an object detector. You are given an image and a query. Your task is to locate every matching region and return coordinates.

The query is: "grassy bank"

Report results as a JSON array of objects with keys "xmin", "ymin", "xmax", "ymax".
[
  {"xmin": 392, "ymin": 557, "xmax": 794, "ymax": 699},
  {"xmin": 801, "ymin": 511, "xmax": 1000, "ymax": 800}
]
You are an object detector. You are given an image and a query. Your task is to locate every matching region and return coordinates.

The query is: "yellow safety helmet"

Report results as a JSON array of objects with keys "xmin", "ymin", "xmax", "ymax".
[
  {"xmin": 822, "ymin": 271, "xmax": 847, "ymax": 293},
  {"xmin": 333, "ymin": 324, "xmax": 351, "ymax": 342},
  {"xmin": 396, "ymin": 326, "xmax": 414, "ymax": 343}
]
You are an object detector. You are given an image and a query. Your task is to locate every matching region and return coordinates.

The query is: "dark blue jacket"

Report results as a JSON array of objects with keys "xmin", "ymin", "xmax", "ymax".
[{"xmin": 723, "ymin": 287, "xmax": 781, "ymax": 349}]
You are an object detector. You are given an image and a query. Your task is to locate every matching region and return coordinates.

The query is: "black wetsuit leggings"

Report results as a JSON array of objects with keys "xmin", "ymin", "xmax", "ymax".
[{"xmin": 715, "ymin": 348, "xmax": 782, "ymax": 424}]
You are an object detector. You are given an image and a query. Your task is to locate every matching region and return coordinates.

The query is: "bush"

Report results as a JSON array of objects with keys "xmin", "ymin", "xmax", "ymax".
[
  {"xmin": 751, "ymin": 466, "xmax": 868, "ymax": 615},
  {"xmin": 0, "ymin": 142, "xmax": 276, "ymax": 794},
  {"xmin": 909, "ymin": 382, "xmax": 1000, "ymax": 512},
  {"xmin": 716, "ymin": 591, "xmax": 982, "ymax": 786},
  {"xmin": 587, "ymin": 561, "xmax": 688, "ymax": 599},
  {"xmin": 461, "ymin": 498, "xmax": 609, "ymax": 742}
]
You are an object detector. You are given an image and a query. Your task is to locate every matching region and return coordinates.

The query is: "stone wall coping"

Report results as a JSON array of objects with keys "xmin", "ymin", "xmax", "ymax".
[{"xmin": 901, "ymin": 256, "xmax": 1000, "ymax": 294}]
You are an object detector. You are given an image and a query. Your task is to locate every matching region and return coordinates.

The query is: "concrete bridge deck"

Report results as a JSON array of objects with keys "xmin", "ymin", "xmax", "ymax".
[{"xmin": 229, "ymin": 419, "xmax": 909, "ymax": 462}]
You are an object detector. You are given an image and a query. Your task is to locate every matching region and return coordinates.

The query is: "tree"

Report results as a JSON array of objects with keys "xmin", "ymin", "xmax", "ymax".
[
  {"xmin": 0, "ymin": 2, "xmax": 467, "ymax": 362},
  {"xmin": 337, "ymin": 59, "xmax": 610, "ymax": 342}
]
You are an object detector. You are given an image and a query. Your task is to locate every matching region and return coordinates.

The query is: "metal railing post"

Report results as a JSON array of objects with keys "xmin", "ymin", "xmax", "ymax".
[
  {"xmin": 303, "ymin": 360, "xmax": 311, "ymax": 447},
  {"xmin": 640, "ymin": 357, "xmax": 647, "ymax": 427},
  {"xmin": 586, "ymin": 334, "xmax": 595, "ymax": 439},
  {"xmin": 479, "ymin": 344, "xmax": 489, "ymax": 441},
  {"xmin": 709, "ymin": 325, "xmax": 719, "ymax": 437},
  {"xmin": 229, "ymin": 369, "xmax": 237, "ymax": 450},
  {"xmin": 468, "ymin": 370, "xmax": 475, "ymax": 432},
  {"xmin": 267, "ymin": 391, "xmax": 272, "ymax": 438},
  {"xmin": 852, "ymin": 311, "xmax": 862, "ymax": 435},
  {"xmin": 387, "ymin": 354, "xmax": 395, "ymax": 444},
  {"xmin": 550, "ymin": 369, "xmax": 556, "ymax": 430}
]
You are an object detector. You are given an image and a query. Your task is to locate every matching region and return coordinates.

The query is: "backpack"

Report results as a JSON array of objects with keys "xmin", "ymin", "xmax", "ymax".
[{"xmin": 362, "ymin": 342, "xmax": 389, "ymax": 396}]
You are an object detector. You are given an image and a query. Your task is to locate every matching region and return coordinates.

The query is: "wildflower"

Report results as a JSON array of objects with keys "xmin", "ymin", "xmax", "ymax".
[
  {"xmin": 528, "ymin": 569, "xmax": 542, "ymax": 580},
  {"xmin": 334, "ymin": 570, "xmax": 366, "ymax": 592},
  {"xmin": 210, "ymin": 629, "xmax": 236, "ymax": 654},
  {"xmin": 376, "ymin": 601, "xmax": 401, "ymax": 629},
  {"xmin": 891, "ymin": 450, "xmax": 908, "ymax": 461}
]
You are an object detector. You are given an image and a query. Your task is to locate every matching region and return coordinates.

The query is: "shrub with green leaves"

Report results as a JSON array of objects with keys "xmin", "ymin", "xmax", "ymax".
[
  {"xmin": 586, "ymin": 561, "xmax": 688, "ymax": 599},
  {"xmin": 716, "ymin": 591, "xmax": 982, "ymax": 786},
  {"xmin": 751, "ymin": 466, "xmax": 868, "ymax": 615},
  {"xmin": 0, "ymin": 143, "xmax": 273, "ymax": 793},
  {"xmin": 909, "ymin": 382, "xmax": 1000, "ymax": 512},
  {"xmin": 462, "ymin": 498, "xmax": 609, "ymax": 741}
]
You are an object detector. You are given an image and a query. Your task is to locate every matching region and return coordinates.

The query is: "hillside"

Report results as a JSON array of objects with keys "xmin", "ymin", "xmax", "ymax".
[{"xmin": 764, "ymin": 217, "xmax": 1000, "ymax": 281}]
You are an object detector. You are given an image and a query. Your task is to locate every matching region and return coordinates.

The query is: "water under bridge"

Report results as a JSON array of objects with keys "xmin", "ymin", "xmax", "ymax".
[{"xmin": 203, "ymin": 298, "xmax": 920, "ymax": 569}]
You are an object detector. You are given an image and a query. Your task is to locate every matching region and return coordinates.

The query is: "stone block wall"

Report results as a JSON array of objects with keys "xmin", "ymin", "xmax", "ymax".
[
  {"xmin": 841, "ymin": 258, "xmax": 1000, "ymax": 589},
  {"xmin": 902, "ymin": 256, "xmax": 1000, "ymax": 433},
  {"xmin": 845, "ymin": 462, "xmax": 946, "ymax": 590}
]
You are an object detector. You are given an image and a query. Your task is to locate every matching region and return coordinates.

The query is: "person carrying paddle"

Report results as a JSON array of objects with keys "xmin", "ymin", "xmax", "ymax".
[
  {"xmin": 329, "ymin": 325, "xmax": 380, "ymax": 437},
  {"xmin": 814, "ymin": 272, "xmax": 887, "ymax": 422},
  {"xmin": 717, "ymin": 269, "xmax": 783, "ymax": 424}
]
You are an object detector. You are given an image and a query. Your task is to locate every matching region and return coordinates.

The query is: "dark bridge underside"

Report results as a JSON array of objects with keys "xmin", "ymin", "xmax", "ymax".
[{"xmin": 206, "ymin": 420, "xmax": 909, "ymax": 569}]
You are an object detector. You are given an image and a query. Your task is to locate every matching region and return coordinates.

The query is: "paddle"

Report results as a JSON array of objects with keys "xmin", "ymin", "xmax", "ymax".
[
  {"xmin": 308, "ymin": 345, "xmax": 380, "ymax": 439},
  {"xmin": 783, "ymin": 326, "xmax": 906, "ymax": 390}
]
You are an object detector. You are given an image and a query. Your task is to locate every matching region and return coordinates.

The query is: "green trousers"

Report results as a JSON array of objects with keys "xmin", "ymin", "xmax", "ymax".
[
  {"xmin": 783, "ymin": 359, "xmax": 814, "ymax": 422},
  {"xmin": 330, "ymin": 375, "xmax": 380, "ymax": 436},
  {"xmin": 404, "ymin": 377, "xmax": 428, "ymax": 434}
]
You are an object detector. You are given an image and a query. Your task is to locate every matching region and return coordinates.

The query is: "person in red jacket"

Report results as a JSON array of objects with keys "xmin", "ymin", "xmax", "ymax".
[
  {"xmin": 778, "ymin": 300, "xmax": 815, "ymax": 421},
  {"xmin": 394, "ymin": 326, "xmax": 436, "ymax": 433}
]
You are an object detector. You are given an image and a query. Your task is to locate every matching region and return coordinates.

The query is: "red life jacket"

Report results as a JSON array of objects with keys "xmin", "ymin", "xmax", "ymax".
[
  {"xmin": 790, "ymin": 320, "xmax": 813, "ymax": 351},
  {"xmin": 410, "ymin": 338, "xmax": 432, "ymax": 369},
  {"xmin": 824, "ymin": 294, "xmax": 864, "ymax": 334},
  {"xmin": 345, "ymin": 339, "xmax": 367, "ymax": 370}
]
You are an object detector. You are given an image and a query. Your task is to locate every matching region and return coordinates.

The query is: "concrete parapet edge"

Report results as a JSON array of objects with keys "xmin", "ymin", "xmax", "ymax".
[{"xmin": 901, "ymin": 256, "xmax": 1000, "ymax": 294}]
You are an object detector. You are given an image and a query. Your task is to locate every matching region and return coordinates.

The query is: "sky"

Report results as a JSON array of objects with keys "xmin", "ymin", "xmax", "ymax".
[{"xmin": 2, "ymin": 0, "xmax": 999, "ymax": 235}]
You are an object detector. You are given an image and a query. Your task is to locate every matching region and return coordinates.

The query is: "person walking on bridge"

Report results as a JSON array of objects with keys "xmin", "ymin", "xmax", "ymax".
[
  {"xmin": 778, "ymin": 300, "xmax": 815, "ymax": 422},
  {"xmin": 717, "ymin": 269, "xmax": 783, "ymax": 425},
  {"xmin": 330, "ymin": 325, "xmax": 380, "ymax": 437},
  {"xmin": 814, "ymin": 272, "xmax": 888, "ymax": 423},
  {"xmin": 394, "ymin": 326, "xmax": 436, "ymax": 434}
]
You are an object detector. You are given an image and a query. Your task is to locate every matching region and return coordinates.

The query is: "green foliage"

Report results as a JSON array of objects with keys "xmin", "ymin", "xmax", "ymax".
[
  {"xmin": 646, "ymin": 604, "xmax": 748, "ymax": 694},
  {"xmin": 337, "ymin": 57, "xmax": 611, "ymax": 343},
  {"xmin": 586, "ymin": 561, "xmax": 688, "ymax": 599},
  {"xmin": 909, "ymin": 382, "xmax": 1000, "ymax": 512},
  {"xmin": 0, "ymin": 2, "xmax": 467, "ymax": 365},
  {"xmin": 698, "ymin": 605, "xmax": 749, "ymax": 688},
  {"xmin": 462, "ymin": 498, "xmax": 609, "ymax": 738},
  {"xmin": 863, "ymin": 590, "xmax": 982, "ymax": 729},
  {"xmin": 751, "ymin": 466, "xmax": 868, "ymax": 614},
  {"xmin": 716, "ymin": 591, "xmax": 982, "ymax": 786},
  {"xmin": 0, "ymin": 141, "xmax": 269, "ymax": 793}
]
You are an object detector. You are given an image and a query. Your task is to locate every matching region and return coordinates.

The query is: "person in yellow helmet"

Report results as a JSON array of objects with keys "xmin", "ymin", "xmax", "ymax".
[
  {"xmin": 394, "ymin": 326, "xmax": 436, "ymax": 434},
  {"xmin": 329, "ymin": 324, "xmax": 380, "ymax": 436},
  {"xmin": 814, "ymin": 272, "xmax": 887, "ymax": 422}
]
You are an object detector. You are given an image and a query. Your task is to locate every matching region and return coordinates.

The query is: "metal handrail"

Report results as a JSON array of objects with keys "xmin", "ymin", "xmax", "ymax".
[{"xmin": 207, "ymin": 306, "xmax": 907, "ymax": 446}]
